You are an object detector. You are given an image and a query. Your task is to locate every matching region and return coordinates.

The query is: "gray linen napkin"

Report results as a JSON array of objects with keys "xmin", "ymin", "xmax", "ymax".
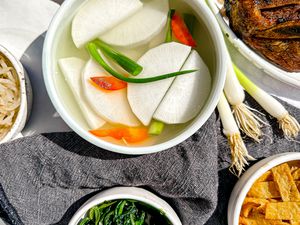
[{"xmin": 0, "ymin": 96, "xmax": 299, "ymax": 225}]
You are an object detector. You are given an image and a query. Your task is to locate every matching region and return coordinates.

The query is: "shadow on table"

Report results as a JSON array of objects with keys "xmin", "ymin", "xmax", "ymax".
[
  {"xmin": 205, "ymin": 158, "xmax": 265, "ymax": 225},
  {"xmin": 21, "ymin": 32, "xmax": 70, "ymax": 137},
  {"xmin": 42, "ymin": 132, "xmax": 138, "ymax": 160},
  {"xmin": 50, "ymin": 190, "xmax": 100, "ymax": 225}
]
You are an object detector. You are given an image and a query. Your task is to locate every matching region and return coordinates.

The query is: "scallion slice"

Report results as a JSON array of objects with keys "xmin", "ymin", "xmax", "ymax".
[
  {"xmin": 86, "ymin": 42, "xmax": 197, "ymax": 84},
  {"xmin": 148, "ymin": 120, "xmax": 165, "ymax": 135},
  {"xmin": 93, "ymin": 39, "xmax": 143, "ymax": 76},
  {"xmin": 165, "ymin": 9, "xmax": 175, "ymax": 42}
]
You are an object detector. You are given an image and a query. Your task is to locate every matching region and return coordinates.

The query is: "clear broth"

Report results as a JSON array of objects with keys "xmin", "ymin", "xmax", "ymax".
[{"xmin": 53, "ymin": 0, "xmax": 217, "ymax": 147}]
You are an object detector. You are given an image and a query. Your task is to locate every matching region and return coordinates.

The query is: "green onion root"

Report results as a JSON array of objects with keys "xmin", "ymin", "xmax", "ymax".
[
  {"xmin": 224, "ymin": 61, "xmax": 265, "ymax": 142},
  {"xmin": 228, "ymin": 133, "xmax": 255, "ymax": 177},
  {"xmin": 233, "ymin": 103, "xmax": 267, "ymax": 142},
  {"xmin": 278, "ymin": 113, "xmax": 300, "ymax": 140},
  {"xmin": 217, "ymin": 93, "xmax": 255, "ymax": 177},
  {"xmin": 234, "ymin": 64, "xmax": 300, "ymax": 140}
]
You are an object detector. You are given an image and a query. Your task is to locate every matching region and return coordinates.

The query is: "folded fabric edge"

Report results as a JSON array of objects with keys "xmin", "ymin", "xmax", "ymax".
[{"xmin": 0, "ymin": 183, "xmax": 24, "ymax": 225}]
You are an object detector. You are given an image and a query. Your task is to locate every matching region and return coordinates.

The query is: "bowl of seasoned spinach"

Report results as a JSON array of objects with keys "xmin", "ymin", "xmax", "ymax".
[{"xmin": 69, "ymin": 187, "xmax": 182, "ymax": 225}]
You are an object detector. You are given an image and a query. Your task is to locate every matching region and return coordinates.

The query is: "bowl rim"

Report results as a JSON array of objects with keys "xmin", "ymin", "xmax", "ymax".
[
  {"xmin": 228, "ymin": 152, "xmax": 300, "ymax": 225},
  {"xmin": 43, "ymin": 0, "xmax": 227, "ymax": 155},
  {"xmin": 206, "ymin": 0, "xmax": 300, "ymax": 88},
  {"xmin": 0, "ymin": 45, "xmax": 28, "ymax": 143},
  {"xmin": 68, "ymin": 187, "xmax": 182, "ymax": 225}
]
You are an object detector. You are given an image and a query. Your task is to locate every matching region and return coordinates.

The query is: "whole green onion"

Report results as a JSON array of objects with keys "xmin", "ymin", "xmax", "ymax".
[
  {"xmin": 234, "ymin": 64, "xmax": 300, "ymax": 139},
  {"xmin": 86, "ymin": 42, "xmax": 197, "ymax": 84},
  {"xmin": 93, "ymin": 39, "xmax": 143, "ymax": 76}
]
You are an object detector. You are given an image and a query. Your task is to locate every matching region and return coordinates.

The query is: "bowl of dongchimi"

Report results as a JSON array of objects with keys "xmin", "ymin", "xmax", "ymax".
[{"xmin": 43, "ymin": 0, "xmax": 227, "ymax": 154}]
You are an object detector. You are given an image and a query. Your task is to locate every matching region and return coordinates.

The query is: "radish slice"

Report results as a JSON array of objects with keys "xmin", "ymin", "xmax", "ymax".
[
  {"xmin": 72, "ymin": 0, "xmax": 143, "ymax": 48},
  {"xmin": 82, "ymin": 59, "xmax": 140, "ymax": 127},
  {"xmin": 153, "ymin": 50, "xmax": 211, "ymax": 124},
  {"xmin": 58, "ymin": 57, "xmax": 106, "ymax": 129},
  {"xmin": 127, "ymin": 42, "xmax": 191, "ymax": 126},
  {"xmin": 148, "ymin": 26, "xmax": 167, "ymax": 49},
  {"xmin": 114, "ymin": 44, "xmax": 149, "ymax": 62},
  {"xmin": 100, "ymin": 0, "xmax": 169, "ymax": 48}
]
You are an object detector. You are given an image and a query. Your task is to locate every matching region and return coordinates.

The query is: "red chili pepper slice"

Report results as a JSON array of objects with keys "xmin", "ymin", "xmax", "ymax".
[
  {"xmin": 171, "ymin": 13, "xmax": 197, "ymax": 47},
  {"xmin": 90, "ymin": 76, "xmax": 127, "ymax": 91}
]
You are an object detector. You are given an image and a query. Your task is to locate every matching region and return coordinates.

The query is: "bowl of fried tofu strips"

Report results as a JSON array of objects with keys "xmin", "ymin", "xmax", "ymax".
[{"xmin": 228, "ymin": 152, "xmax": 300, "ymax": 225}]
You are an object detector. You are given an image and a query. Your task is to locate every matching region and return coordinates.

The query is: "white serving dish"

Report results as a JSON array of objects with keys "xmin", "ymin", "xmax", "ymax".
[
  {"xmin": 68, "ymin": 187, "xmax": 182, "ymax": 225},
  {"xmin": 207, "ymin": 0, "xmax": 300, "ymax": 88},
  {"xmin": 0, "ymin": 45, "xmax": 32, "ymax": 143},
  {"xmin": 43, "ymin": 0, "xmax": 227, "ymax": 154},
  {"xmin": 228, "ymin": 152, "xmax": 300, "ymax": 225}
]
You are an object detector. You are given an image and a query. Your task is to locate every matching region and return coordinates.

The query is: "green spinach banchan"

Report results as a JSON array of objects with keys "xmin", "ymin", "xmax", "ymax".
[{"xmin": 78, "ymin": 199, "xmax": 172, "ymax": 225}]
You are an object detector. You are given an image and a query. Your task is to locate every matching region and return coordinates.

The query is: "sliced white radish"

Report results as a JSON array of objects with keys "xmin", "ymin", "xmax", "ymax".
[
  {"xmin": 114, "ymin": 44, "xmax": 149, "ymax": 62},
  {"xmin": 82, "ymin": 59, "xmax": 140, "ymax": 127},
  {"xmin": 58, "ymin": 57, "xmax": 106, "ymax": 129},
  {"xmin": 100, "ymin": 0, "xmax": 169, "ymax": 48},
  {"xmin": 148, "ymin": 26, "xmax": 167, "ymax": 49},
  {"xmin": 127, "ymin": 42, "xmax": 192, "ymax": 126},
  {"xmin": 153, "ymin": 50, "xmax": 212, "ymax": 124},
  {"xmin": 72, "ymin": 0, "xmax": 143, "ymax": 48}
]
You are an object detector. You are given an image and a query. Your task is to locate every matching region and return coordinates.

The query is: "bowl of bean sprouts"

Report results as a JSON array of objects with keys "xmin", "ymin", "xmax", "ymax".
[{"xmin": 0, "ymin": 45, "xmax": 31, "ymax": 143}]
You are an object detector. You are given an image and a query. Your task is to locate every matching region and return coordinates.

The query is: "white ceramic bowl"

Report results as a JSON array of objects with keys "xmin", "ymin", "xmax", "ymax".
[
  {"xmin": 68, "ymin": 187, "xmax": 182, "ymax": 225},
  {"xmin": 207, "ymin": 0, "xmax": 300, "ymax": 88},
  {"xmin": 43, "ymin": 0, "xmax": 227, "ymax": 154},
  {"xmin": 0, "ymin": 45, "xmax": 32, "ymax": 143},
  {"xmin": 228, "ymin": 152, "xmax": 300, "ymax": 225}
]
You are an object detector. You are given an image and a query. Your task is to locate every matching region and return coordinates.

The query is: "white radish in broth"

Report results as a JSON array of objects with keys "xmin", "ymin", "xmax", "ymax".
[
  {"xmin": 100, "ymin": 0, "xmax": 169, "ymax": 48},
  {"xmin": 82, "ymin": 59, "xmax": 140, "ymax": 127},
  {"xmin": 148, "ymin": 26, "xmax": 168, "ymax": 49},
  {"xmin": 127, "ymin": 42, "xmax": 191, "ymax": 126},
  {"xmin": 114, "ymin": 44, "xmax": 149, "ymax": 62},
  {"xmin": 153, "ymin": 50, "xmax": 211, "ymax": 124},
  {"xmin": 58, "ymin": 57, "xmax": 106, "ymax": 129},
  {"xmin": 72, "ymin": 0, "xmax": 143, "ymax": 48}
]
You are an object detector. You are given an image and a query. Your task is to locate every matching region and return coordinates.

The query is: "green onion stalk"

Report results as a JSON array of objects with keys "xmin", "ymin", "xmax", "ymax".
[
  {"xmin": 224, "ymin": 59, "xmax": 267, "ymax": 142},
  {"xmin": 93, "ymin": 39, "xmax": 143, "ymax": 76},
  {"xmin": 165, "ymin": 9, "xmax": 175, "ymax": 43},
  {"xmin": 86, "ymin": 42, "xmax": 197, "ymax": 84}
]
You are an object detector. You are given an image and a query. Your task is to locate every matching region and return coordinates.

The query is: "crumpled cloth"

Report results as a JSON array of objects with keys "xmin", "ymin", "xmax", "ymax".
[{"xmin": 0, "ymin": 96, "xmax": 299, "ymax": 225}]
